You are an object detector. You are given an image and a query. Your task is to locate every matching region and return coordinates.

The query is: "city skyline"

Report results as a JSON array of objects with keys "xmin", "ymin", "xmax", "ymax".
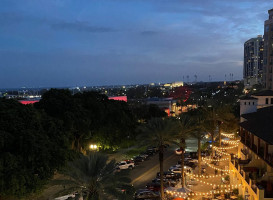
[{"xmin": 0, "ymin": 0, "xmax": 272, "ymax": 88}]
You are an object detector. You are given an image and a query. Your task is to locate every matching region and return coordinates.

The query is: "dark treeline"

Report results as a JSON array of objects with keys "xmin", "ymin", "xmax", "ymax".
[{"xmin": 0, "ymin": 89, "xmax": 166, "ymax": 198}]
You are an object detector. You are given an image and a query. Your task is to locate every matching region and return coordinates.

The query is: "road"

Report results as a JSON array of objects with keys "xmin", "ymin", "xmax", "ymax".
[
  {"xmin": 129, "ymin": 146, "xmax": 180, "ymax": 189},
  {"xmin": 129, "ymin": 138, "xmax": 198, "ymax": 189}
]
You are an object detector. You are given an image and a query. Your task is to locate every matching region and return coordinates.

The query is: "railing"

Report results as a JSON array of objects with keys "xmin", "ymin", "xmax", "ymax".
[
  {"xmin": 238, "ymin": 159, "xmax": 251, "ymax": 165},
  {"xmin": 241, "ymin": 149, "xmax": 247, "ymax": 155},
  {"xmin": 251, "ymin": 144, "xmax": 257, "ymax": 153},
  {"xmin": 265, "ymin": 153, "xmax": 273, "ymax": 165},
  {"xmin": 241, "ymin": 136, "xmax": 245, "ymax": 143},
  {"xmin": 246, "ymin": 139, "xmax": 251, "ymax": 147},
  {"xmin": 240, "ymin": 170, "xmax": 244, "ymax": 177},
  {"xmin": 245, "ymin": 174, "xmax": 250, "ymax": 183},
  {"xmin": 252, "ymin": 185, "xmax": 257, "ymax": 194},
  {"xmin": 230, "ymin": 157, "xmax": 269, "ymax": 197},
  {"xmin": 235, "ymin": 161, "xmax": 238, "ymax": 170},
  {"xmin": 258, "ymin": 148, "xmax": 264, "ymax": 158}
]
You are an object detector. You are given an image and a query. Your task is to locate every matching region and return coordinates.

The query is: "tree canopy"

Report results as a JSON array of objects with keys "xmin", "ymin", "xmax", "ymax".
[{"xmin": 0, "ymin": 99, "xmax": 70, "ymax": 197}]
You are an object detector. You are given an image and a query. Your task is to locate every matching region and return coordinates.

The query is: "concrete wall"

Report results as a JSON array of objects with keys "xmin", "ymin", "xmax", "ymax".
[
  {"xmin": 252, "ymin": 96, "xmax": 273, "ymax": 108},
  {"xmin": 240, "ymin": 99, "xmax": 258, "ymax": 120}
]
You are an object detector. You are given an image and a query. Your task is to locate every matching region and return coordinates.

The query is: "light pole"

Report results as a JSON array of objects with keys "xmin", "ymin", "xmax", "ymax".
[{"xmin": 89, "ymin": 144, "xmax": 98, "ymax": 151}]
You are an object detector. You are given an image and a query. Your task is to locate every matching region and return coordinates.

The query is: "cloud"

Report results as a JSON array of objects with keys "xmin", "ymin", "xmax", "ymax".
[
  {"xmin": 0, "ymin": 12, "xmax": 116, "ymax": 34},
  {"xmin": 51, "ymin": 21, "xmax": 115, "ymax": 33},
  {"xmin": 140, "ymin": 31, "xmax": 158, "ymax": 36}
]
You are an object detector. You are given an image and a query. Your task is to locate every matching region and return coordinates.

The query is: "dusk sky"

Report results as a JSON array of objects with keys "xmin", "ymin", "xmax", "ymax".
[{"xmin": 0, "ymin": 0, "xmax": 272, "ymax": 88}]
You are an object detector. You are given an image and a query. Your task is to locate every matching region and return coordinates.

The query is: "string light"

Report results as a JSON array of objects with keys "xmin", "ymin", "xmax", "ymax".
[
  {"xmin": 221, "ymin": 133, "xmax": 235, "ymax": 139},
  {"xmin": 166, "ymin": 187, "xmax": 239, "ymax": 199},
  {"xmin": 185, "ymin": 172, "xmax": 229, "ymax": 178},
  {"xmin": 222, "ymin": 140, "xmax": 240, "ymax": 144},
  {"xmin": 202, "ymin": 159, "xmax": 231, "ymax": 172},
  {"xmin": 202, "ymin": 156, "xmax": 230, "ymax": 162},
  {"xmin": 213, "ymin": 144, "xmax": 238, "ymax": 150},
  {"xmin": 165, "ymin": 133, "xmax": 239, "ymax": 199},
  {"xmin": 213, "ymin": 148, "xmax": 231, "ymax": 156},
  {"xmin": 186, "ymin": 174, "xmax": 239, "ymax": 188}
]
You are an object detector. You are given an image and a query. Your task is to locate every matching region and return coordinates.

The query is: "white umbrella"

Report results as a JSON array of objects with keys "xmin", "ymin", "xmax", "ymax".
[{"xmin": 165, "ymin": 187, "xmax": 191, "ymax": 198}]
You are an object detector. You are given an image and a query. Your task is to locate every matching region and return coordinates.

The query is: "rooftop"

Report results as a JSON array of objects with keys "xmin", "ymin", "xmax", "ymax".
[
  {"xmin": 240, "ymin": 106, "xmax": 273, "ymax": 144},
  {"xmin": 240, "ymin": 96, "xmax": 257, "ymax": 100},
  {"xmin": 252, "ymin": 90, "xmax": 273, "ymax": 96}
]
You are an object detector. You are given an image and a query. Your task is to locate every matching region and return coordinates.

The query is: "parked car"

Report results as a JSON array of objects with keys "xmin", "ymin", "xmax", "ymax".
[
  {"xmin": 146, "ymin": 182, "xmax": 165, "ymax": 192},
  {"xmin": 147, "ymin": 146, "xmax": 158, "ymax": 153},
  {"xmin": 134, "ymin": 189, "xmax": 160, "ymax": 200},
  {"xmin": 151, "ymin": 178, "xmax": 177, "ymax": 187},
  {"xmin": 169, "ymin": 164, "xmax": 181, "ymax": 170},
  {"xmin": 184, "ymin": 161, "xmax": 196, "ymax": 169},
  {"xmin": 170, "ymin": 167, "xmax": 181, "ymax": 174},
  {"xmin": 156, "ymin": 171, "xmax": 181, "ymax": 180},
  {"xmin": 139, "ymin": 152, "xmax": 149, "ymax": 159},
  {"xmin": 189, "ymin": 159, "xmax": 198, "ymax": 163},
  {"xmin": 146, "ymin": 149, "xmax": 156, "ymax": 156},
  {"xmin": 134, "ymin": 156, "xmax": 145, "ymax": 164},
  {"xmin": 116, "ymin": 160, "xmax": 135, "ymax": 170}
]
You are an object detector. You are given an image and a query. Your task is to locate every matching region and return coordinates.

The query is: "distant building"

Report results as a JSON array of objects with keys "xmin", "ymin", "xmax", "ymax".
[
  {"xmin": 145, "ymin": 97, "xmax": 196, "ymax": 117},
  {"xmin": 108, "ymin": 96, "xmax": 127, "ymax": 102},
  {"xmin": 164, "ymin": 81, "xmax": 184, "ymax": 88},
  {"xmin": 263, "ymin": 8, "xmax": 273, "ymax": 89},
  {"xmin": 244, "ymin": 35, "xmax": 264, "ymax": 88}
]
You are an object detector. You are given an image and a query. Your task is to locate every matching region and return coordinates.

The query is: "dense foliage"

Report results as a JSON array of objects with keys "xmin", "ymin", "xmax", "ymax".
[
  {"xmin": 0, "ymin": 99, "xmax": 70, "ymax": 197},
  {"xmin": 35, "ymin": 89, "xmax": 136, "ymax": 151},
  {"xmin": 0, "ymin": 89, "xmax": 146, "ymax": 198}
]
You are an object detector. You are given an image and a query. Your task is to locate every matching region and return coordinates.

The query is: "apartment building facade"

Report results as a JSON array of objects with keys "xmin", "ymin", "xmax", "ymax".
[
  {"xmin": 263, "ymin": 8, "xmax": 273, "ymax": 89},
  {"xmin": 229, "ymin": 91, "xmax": 273, "ymax": 200},
  {"xmin": 244, "ymin": 36, "xmax": 264, "ymax": 88}
]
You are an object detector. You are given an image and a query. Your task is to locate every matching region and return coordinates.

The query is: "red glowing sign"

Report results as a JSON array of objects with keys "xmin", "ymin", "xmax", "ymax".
[
  {"xmin": 19, "ymin": 100, "xmax": 39, "ymax": 105},
  {"xmin": 109, "ymin": 96, "xmax": 127, "ymax": 102}
]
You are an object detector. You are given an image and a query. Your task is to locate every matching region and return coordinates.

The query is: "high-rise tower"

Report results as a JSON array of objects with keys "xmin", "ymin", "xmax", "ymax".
[
  {"xmin": 263, "ymin": 8, "xmax": 273, "ymax": 89},
  {"xmin": 243, "ymin": 35, "xmax": 264, "ymax": 88}
]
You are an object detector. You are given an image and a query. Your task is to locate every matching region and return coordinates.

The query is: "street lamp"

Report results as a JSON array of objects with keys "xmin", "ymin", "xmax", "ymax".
[{"xmin": 89, "ymin": 144, "xmax": 98, "ymax": 150}]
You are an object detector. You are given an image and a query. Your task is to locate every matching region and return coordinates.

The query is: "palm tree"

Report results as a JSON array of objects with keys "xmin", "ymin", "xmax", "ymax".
[
  {"xmin": 57, "ymin": 152, "xmax": 133, "ymax": 200},
  {"xmin": 187, "ymin": 108, "xmax": 206, "ymax": 175},
  {"xmin": 139, "ymin": 118, "xmax": 176, "ymax": 200},
  {"xmin": 175, "ymin": 114, "xmax": 195, "ymax": 187},
  {"xmin": 204, "ymin": 107, "xmax": 217, "ymax": 155},
  {"xmin": 215, "ymin": 105, "xmax": 238, "ymax": 143},
  {"xmin": 204, "ymin": 105, "xmax": 237, "ymax": 156}
]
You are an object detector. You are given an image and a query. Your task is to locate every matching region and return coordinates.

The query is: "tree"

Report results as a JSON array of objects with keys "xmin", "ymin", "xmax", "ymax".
[
  {"xmin": 139, "ymin": 118, "xmax": 176, "ymax": 200},
  {"xmin": 175, "ymin": 114, "xmax": 195, "ymax": 187},
  {"xmin": 60, "ymin": 153, "xmax": 134, "ymax": 200},
  {"xmin": 35, "ymin": 89, "xmax": 137, "ymax": 152},
  {"xmin": 187, "ymin": 108, "xmax": 206, "ymax": 175},
  {"xmin": 0, "ymin": 99, "xmax": 70, "ymax": 198},
  {"xmin": 203, "ymin": 107, "xmax": 217, "ymax": 154},
  {"xmin": 204, "ymin": 105, "xmax": 238, "ymax": 156}
]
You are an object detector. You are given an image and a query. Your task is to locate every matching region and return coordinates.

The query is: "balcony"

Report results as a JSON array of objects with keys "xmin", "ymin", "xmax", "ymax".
[
  {"xmin": 246, "ymin": 139, "xmax": 251, "ymax": 147},
  {"xmin": 238, "ymin": 158, "xmax": 251, "ymax": 165},
  {"xmin": 241, "ymin": 148, "xmax": 248, "ymax": 155},
  {"xmin": 230, "ymin": 154, "xmax": 273, "ymax": 198},
  {"xmin": 265, "ymin": 153, "xmax": 273, "ymax": 164},
  {"xmin": 252, "ymin": 185, "xmax": 257, "ymax": 194},
  {"xmin": 258, "ymin": 147, "xmax": 264, "ymax": 158},
  {"xmin": 251, "ymin": 144, "xmax": 257, "ymax": 153}
]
